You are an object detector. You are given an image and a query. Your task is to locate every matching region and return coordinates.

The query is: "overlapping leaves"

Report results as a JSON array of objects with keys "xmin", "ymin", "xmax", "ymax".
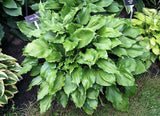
[
  {"xmin": 18, "ymin": 2, "xmax": 154, "ymax": 115},
  {"xmin": 0, "ymin": 50, "xmax": 22, "ymax": 107}
]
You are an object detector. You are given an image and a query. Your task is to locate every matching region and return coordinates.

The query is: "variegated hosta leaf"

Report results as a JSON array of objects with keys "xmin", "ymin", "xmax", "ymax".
[{"xmin": 0, "ymin": 52, "xmax": 22, "ymax": 107}]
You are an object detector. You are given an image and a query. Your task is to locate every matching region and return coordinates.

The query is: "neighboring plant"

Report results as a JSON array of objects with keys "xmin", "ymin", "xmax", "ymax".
[
  {"xmin": 17, "ymin": 2, "xmax": 155, "ymax": 114},
  {"xmin": 132, "ymin": 8, "xmax": 160, "ymax": 59},
  {"xmin": 0, "ymin": 49, "xmax": 22, "ymax": 107}
]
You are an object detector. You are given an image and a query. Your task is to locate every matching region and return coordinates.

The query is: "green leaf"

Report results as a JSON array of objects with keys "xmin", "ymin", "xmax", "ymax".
[
  {"xmin": 40, "ymin": 95, "xmax": 52, "ymax": 114},
  {"xmin": 152, "ymin": 44, "xmax": 159, "ymax": 55},
  {"xmin": 125, "ymin": 85, "xmax": 137, "ymax": 97},
  {"xmin": 105, "ymin": 85, "xmax": 129, "ymax": 111},
  {"xmin": 63, "ymin": 7, "xmax": 79, "ymax": 24},
  {"xmin": 134, "ymin": 60, "xmax": 146, "ymax": 75},
  {"xmin": 97, "ymin": 49, "xmax": 108, "ymax": 60},
  {"xmin": 40, "ymin": 62, "xmax": 57, "ymax": 91},
  {"xmin": 24, "ymin": 39, "xmax": 52, "ymax": 58},
  {"xmin": 116, "ymin": 68, "xmax": 135, "ymax": 86},
  {"xmin": 96, "ymin": 69, "xmax": 116, "ymax": 86},
  {"xmin": 57, "ymin": 91, "xmax": 68, "ymax": 108},
  {"xmin": 88, "ymin": 3, "xmax": 105, "ymax": 13},
  {"xmin": 111, "ymin": 38, "xmax": 122, "ymax": 48},
  {"xmin": 30, "ymin": 63, "xmax": 42, "ymax": 76},
  {"xmin": 63, "ymin": 39, "xmax": 78, "ymax": 52},
  {"xmin": 119, "ymin": 36, "xmax": 136, "ymax": 48},
  {"xmin": 37, "ymin": 82, "xmax": 49, "ymax": 101},
  {"xmin": 87, "ymin": 99, "xmax": 98, "ymax": 109},
  {"xmin": 17, "ymin": 21, "xmax": 37, "ymax": 38},
  {"xmin": 93, "ymin": 37, "xmax": 112, "ymax": 50},
  {"xmin": 19, "ymin": 57, "xmax": 38, "ymax": 75},
  {"xmin": 0, "ymin": 95, "xmax": 8, "ymax": 105},
  {"xmin": 123, "ymin": 27, "xmax": 140, "ymax": 38},
  {"xmin": 3, "ymin": 0, "xmax": 17, "ymax": 8},
  {"xmin": 28, "ymin": 76, "xmax": 42, "ymax": 91},
  {"xmin": 77, "ymin": 49, "xmax": 98, "ymax": 67},
  {"xmin": 73, "ymin": 28, "xmax": 95, "ymax": 48},
  {"xmin": 71, "ymin": 85, "xmax": 86, "ymax": 108},
  {"xmin": 50, "ymin": 71, "xmax": 65, "ymax": 94},
  {"xmin": 82, "ymin": 102, "xmax": 94, "ymax": 115},
  {"xmin": 96, "ymin": 0, "xmax": 113, "ymax": 7},
  {"xmin": 3, "ymin": 7, "xmax": 22, "ymax": 16},
  {"xmin": 106, "ymin": 2, "xmax": 121, "ymax": 13},
  {"xmin": 112, "ymin": 47, "xmax": 128, "ymax": 57},
  {"xmin": 76, "ymin": 5, "xmax": 91, "ymax": 25},
  {"xmin": 87, "ymin": 88, "xmax": 99, "ymax": 100},
  {"xmin": 118, "ymin": 58, "xmax": 136, "ymax": 73},
  {"xmin": 71, "ymin": 67, "xmax": 82, "ymax": 86},
  {"xmin": 126, "ymin": 45, "xmax": 144, "ymax": 58},
  {"xmin": 98, "ymin": 27, "xmax": 122, "ymax": 38},
  {"xmin": 97, "ymin": 59, "xmax": 118, "ymax": 74},
  {"xmin": 46, "ymin": 51, "xmax": 62, "ymax": 62},
  {"xmin": 82, "ymin": 68, "xmax": 96, "ymax": 90},
  {"xmin": 86, "ymin": 15, "xmax": 106, "ymax": 31},
  {"xmin": 64, "ymin": 74, "xmax": 77, "ymax": 96}
]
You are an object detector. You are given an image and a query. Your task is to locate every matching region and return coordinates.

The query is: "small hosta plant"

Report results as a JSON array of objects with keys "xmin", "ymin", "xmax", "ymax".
[
  {"xmin": 18, "ymin": 2, "xmax": 155, "ymax": 115},
  {"xmin": 132, "ymin": 8, "xmax": 160, "ymax": 59},
  {"xmin": 0, "ymin": 49, "xmax": 22, "ymax": 107}
]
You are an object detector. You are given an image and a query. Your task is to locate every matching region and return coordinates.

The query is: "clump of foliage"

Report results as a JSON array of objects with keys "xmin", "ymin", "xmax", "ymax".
[
  {"xmin": 0, "ymin": 49, "xmax": 22, "ymax": 107},
  {"xmin": 18, "ymin": 1, "xmax": 155, "ymax": 115},
  {"xmin": 132, "ymin": 8, "xmax": 160, "ymax": 59}
]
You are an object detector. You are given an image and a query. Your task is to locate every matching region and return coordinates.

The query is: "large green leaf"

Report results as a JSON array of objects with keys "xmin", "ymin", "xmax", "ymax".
[
  {"xmin": 119, "ymin": 36, "xmax": 136, "ymax": 48},
  {"xmin": 93, "ymin": 37, "xmax": 112, "ymax": 50},
  {"xmin": 82, "ymin": 68, "xmax": 96, "ymax": 90},
  {"xmin": 134, "ymin": 60, "xmax": 146, "ymax": 75},
  {"xmin": 82, "ymin": 102, "xmax": 94, "ymax": 115},
  {"xmin": 57, "ymin": 91, "xmax": 68, "ymax": 108},
  {"xmin": 40, "ymin": 95, "xmax": 52, "ymax": 114},
  {"xmin": 24, "ymin": 39, "xmax": 52, "ymax": 58},
  {"xmin": 50, "ymin": 71, "xmax": 65, "ymax": 94},
  {"xmin": 76, "ymin": 5, "xmax": 91, "ymax": 25},
  {"xmin": 96, "ymin": 59, "xmax": 118, "ymax": 74},
  {"xmin": 37, "ymin": 82, "xmax": 49, "ymax": 101},
  {"xmin": 73, "ymin": 28, "xmax": 95, "ymax": 48},
  {"xmin": 105, "ymin": 85, "xmax": 129, "ymax": 111},
  {"xmin": 116, "ymin": 68, "xmax": 135, "ymax": 86},
  {"xmin": 71, "ymin": 85, "xmax": 86, "ymax": 108},
  {"xmin": 28, "ymin": 76, "xmax": 42, "ymax": 91},
  {"xmin": 96, "ymin": 69, "xmax": 116, "ymax": 86},
  {"xmin": 17, "ymin": 21, "xmax": 37, "ymax": 38},
  {"xmin": 19, "ymin": 57, "xmax": 38, "ymax": 75},
  {"xmin": 87, "ymin": 88, "xmax": 99, "ymax": 100},
  {"xmin": 3, "ymin": 7, "xmax": 22, "ymax": 16},
  {"xmin": 3, "ymin": 0, "xmax": 17, "ymax": 8},
  {"xmin": 95, "ymin": 0, "xmax": 113, "ymax": 7},
  {"xmin": 118, "ymin": 58, "xmax": 136, "ymax": 73},
  {"xmin": 63, "ymin": 7, "xmax": 79, "ymax": 24},
  {"xmin": 87, "ymin": 99, "xmax": 98, "ymax": 109},
  {"xmin": 98, "ymin": 27, "xmax": 122, "ymax": 38},
  {"xmin": 63, "ymin": 39, "xmax": 78, "ymax": 52},
  {"xmin": 64, "ymin": 74, "xmax": 77, "ymax": 96},
  {"xmin": 123, "ymin": 27, "xmax": 140, "ymax": 38},
  {"xmin": 97, "ymin": 49, "xmax": 108, "ymax": 60},
  {"xmin": 112, "ymin": 47, "xmax": 128, "ymax": 57},
  {"xmin": 71, "ymin": 67, "xmax": 82, "ymax": 86},
  {"xmin": 40, "ymin": 62, "xmax": 57, "ymax": 91},
  {"xmin": 77, "ymin": 49, "xmax": 98, "ymax": 67},
  {"xmin": 86, "ymin": 15, "xmax": 106, "ymax": 31}
]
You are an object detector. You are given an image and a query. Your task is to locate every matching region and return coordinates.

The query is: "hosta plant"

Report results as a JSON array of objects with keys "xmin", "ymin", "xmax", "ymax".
[
  {"xmin": 18, "ymin": 2, "xmax": 155, "ymax": 115},
  {"xmin": 132, "ymin": 8, "xmax": 160, "ymax": 59},
  {"xmin": 0, "ymin": 49, "xmax": 22, "ymax": 107}
]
